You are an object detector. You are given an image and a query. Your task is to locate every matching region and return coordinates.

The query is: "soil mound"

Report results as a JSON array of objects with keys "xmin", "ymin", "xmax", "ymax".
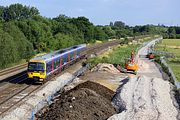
[
  {"xmin": 36, "ymin": 81, "xmax": 116, "ymax": 120},
  {"xmin": 91, "ymin": 63, "xmax": 120, "ymax": 74}
]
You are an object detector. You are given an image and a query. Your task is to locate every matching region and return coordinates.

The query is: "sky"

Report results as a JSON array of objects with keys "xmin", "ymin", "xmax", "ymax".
[{"xmin": 0, "ymin": 0, "xmax": 180, "ymax": 26}]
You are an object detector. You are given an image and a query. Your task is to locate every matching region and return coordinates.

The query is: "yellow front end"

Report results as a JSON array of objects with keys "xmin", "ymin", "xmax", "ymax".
[
  {"xmin": 27, "ymin": 60, "xmax": 46, "ymax": 82},
  {"xmin": 28, "ymin": 71, "xmax": 46, "ymax": 82}
]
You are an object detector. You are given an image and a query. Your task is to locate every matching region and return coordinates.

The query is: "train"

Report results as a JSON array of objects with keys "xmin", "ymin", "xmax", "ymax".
[{"xmin": 27, "ymin": 44, "xmax": 86, "ymax": 82}]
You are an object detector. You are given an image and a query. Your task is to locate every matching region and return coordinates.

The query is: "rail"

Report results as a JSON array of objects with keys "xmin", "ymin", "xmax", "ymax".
[{"xmin": 0, "ymin": 63, "xmax": 27, "ymax": 76}]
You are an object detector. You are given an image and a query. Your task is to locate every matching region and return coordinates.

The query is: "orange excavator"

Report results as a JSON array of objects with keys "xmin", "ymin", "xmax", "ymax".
[
  {"xmin": 124, "ymin": 49, "xmax": 138, "ymax": 74},
  {"xmin": 117, "ymin": 49, "xmax": 138, "ymax": 75}
]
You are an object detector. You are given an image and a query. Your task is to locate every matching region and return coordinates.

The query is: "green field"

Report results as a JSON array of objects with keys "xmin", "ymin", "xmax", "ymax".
[
  {"xmin": 155, "ymin": 39, "xmax": 180, "ymax": 81},
  {"xmin": 167, "ymin": 62, "xmax": 180, "ymax": 81},
  {"xmin": 160, "ymin": 39, "xmax": 180, "ymax": 46}
]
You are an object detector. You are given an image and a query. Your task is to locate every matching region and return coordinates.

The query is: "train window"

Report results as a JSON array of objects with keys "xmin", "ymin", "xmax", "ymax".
[
  {"xmin": 57, "ymin": 49, "xmax": 66, "ymax": 54},
  {"xmin": 77, "ymin": 50, "xmax": 80, "ymax": 57},
  {"xmin": 28, "ymin": 62, "xmax": 44, "ymax": 72},
  {"xmin": 28, "ymin": 63, "xmax": 36, "ymax": 71},
  {"xmin": 54, "ymin": 58, "xmax": 60, "ymax": 69},
  {"xmin": 72, "ymin": 46, "xmax": 78, "ymax": 49},
  {"xmin": 62, "ymin": 56, "xmax": 68, "ymax": 65},
  {"xmin": 46, "ymin": 62, "xmax": 52, "ymax": 73},
  {"xmin": 70, "ymin": 52, "xmax": 74, "ymax": 60}
]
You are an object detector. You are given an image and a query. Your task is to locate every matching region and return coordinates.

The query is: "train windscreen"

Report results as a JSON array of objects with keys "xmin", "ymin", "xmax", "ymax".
[{"xmin": 28, "ymin": 62, "xmax": 44, "ymax": 72}]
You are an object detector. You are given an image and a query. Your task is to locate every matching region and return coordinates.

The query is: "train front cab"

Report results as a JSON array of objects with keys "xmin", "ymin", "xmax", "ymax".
[{"xmin": 27, "ymin": 60, "xmax": 46, "ymax": 83}]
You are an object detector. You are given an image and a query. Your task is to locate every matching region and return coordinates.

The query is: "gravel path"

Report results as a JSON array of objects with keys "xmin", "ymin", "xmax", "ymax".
[{"xmin": 109, "ymin": 38, "xmax": 179, "ymax": 120}]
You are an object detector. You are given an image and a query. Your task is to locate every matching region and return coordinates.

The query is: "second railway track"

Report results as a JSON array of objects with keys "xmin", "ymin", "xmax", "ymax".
[
  {"xmin": 0, "ymin": 63, "xmax": 27, "ymax": 77},
  {"xmin": 0, "ymin": 39, "xmax": 124, "ymax": 116}
]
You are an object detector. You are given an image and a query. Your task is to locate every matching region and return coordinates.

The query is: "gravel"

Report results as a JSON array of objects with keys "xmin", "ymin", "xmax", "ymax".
[{"xmin": 109, "ymin": 38, "xmax": 179, "ymax": 120}]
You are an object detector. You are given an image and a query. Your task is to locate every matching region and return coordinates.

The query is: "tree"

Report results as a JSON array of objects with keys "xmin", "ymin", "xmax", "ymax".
[
  {"xmin": 168, "ymin": 27, "xmax": 176, "ymax": 38},
  {"xmin": 3, "ymin": 4, "xmax": 39, "ymax": 21},
  {"xmin": 70, "ymin": 16, "xmax": 94, "ymax": 42},
  {"xmin": 0, "ymin": 30, "xmax": 18, "ymax": 68},
  {"xmin": 54, "ymin": 33, "xmax": 75, "ymax": 49},
  {"xmin": 102, "ymin": 26, "xmax": 116, "ymax": 39},
  {"xmin": 114, "ymin": 21, "xmax": 125, "ymax": 29},
  {"xmin": 94, "ymin": 26, "xmax": 107, "ymax": 40},
  {"xmin": 0, "ymin": 6, "xmax": 4, "ymax": 20},
  {"xmin": 3, "ymin": 22, "xmax": 33, "ymax": 59},
  {"xmin": 109, "ymin": 22, "xmax": 113, "ymax": 27}
]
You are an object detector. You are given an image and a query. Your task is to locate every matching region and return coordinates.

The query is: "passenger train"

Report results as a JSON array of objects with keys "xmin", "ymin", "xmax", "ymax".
[{"xmin": 27, "ymin": 44, "xmax": 86, "ymax": 82}]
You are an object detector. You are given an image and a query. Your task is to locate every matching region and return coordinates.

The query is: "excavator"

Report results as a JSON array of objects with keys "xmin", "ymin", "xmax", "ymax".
[
  {"xmin": 125, "ymin": 49, "xmax": 138, "ymax": 74},
  {"xmin": 117, "ymin": 49, "xmax": 138, "ymax": 75}
]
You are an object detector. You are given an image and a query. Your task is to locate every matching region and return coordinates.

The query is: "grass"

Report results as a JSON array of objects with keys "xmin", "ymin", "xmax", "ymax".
[
  {"xmin": 0, "ymin": 59, "xmax": 27, "ymax": 70},
  {"xmin": 155, "ymin": 39, "xmax": 180, "ymax": 81},
  {"xmin": 160, "ymin": 39, "xmax": 180, "ymax": 46},
  {"xmin": 86, "ymin": 36, "xmax": 157, "ymax": 69},
  {"xmin": 86, "ymin": 45, "xmax": 139, "ymax": 68},
  {"xmin": 155, "ymin": 39, "xmax": 180, "ymax": 58},
  {"xmin": 167, "ymin": 61, "xmax": 180, "ymax": 81}
]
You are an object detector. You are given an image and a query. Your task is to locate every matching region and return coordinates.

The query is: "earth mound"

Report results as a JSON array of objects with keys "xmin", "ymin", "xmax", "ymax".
[{"xmin": 36, "ymin": 81, "xmax": 117, "ymax": 120}]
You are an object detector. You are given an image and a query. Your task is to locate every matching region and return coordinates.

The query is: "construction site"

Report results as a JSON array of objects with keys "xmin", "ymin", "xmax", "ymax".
[
  {"xmin": 1, "ymin": 37, "xmax": 180, "ymax": 120},
  {"xmin": 0, "ymin": 1, "xmax": 180, "ymax": 120}
]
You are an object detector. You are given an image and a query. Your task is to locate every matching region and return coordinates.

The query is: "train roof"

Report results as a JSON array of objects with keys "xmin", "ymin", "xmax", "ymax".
[{"xmin": 30, "ymin": 44, "xmax": 86, "ymax": 62}]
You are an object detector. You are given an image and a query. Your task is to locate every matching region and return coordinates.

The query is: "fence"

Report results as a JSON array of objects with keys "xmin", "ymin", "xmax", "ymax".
[{"xmin": 159, "ymin": 57, "xmax": 180, "ymax": 89}]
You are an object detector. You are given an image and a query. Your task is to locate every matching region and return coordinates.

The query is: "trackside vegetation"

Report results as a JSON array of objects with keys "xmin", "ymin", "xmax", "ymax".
[
  {"xmin": 0, "ymin": 4, "xmax": 180, "ymax": 69},
  {"xmin": 155, "ymin": 39, "xmax": 180, "ymax": 81},
  {"xmin": 86, "ymin": 44, "xmax": 139, "ymax": 68}
]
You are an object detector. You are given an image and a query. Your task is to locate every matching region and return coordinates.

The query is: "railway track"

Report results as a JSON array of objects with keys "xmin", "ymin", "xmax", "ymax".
[
  {"xmin": 0, "ymin": 35, "xmax": 149, "ymax": 78},
  {"xmin": 0, "ymin": 61, "xmax": 83, "ymax": 116},
  {"xmin": 0, "ymin": 39, "xmax": 122, "ymax": 116},
  {"xmin": 0, "ymin": 84, "xmax": 39, "ymax": 115},
  {"xmin": 0, "ymin": 63, "xmax": 27, "ymax": 77},
  {"xmin": 0, "ymin": 36, "xmax": 149, "ymax": 116},
  {"xmin": 0, "ymin": 40, "xmax": 120, "ymax": 79}
]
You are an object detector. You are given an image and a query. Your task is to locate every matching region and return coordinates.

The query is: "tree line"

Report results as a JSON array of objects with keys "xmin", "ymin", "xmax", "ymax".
[{"xmin": 0, "ymin": 3, "xmax": 179, "ymax": 69}]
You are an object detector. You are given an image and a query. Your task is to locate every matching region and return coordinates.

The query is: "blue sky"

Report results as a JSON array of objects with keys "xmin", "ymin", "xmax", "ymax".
[{"xmin": 0, "ymin": 0, "xmax": 179, "ymax": 26}]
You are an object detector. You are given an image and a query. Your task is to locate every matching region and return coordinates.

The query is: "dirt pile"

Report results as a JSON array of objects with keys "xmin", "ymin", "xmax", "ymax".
[
  {"xmin": 36, "ymin": 81, "xmax": 117, "ymax": 120},
  {"xmin": 91, "ymin": 63, "xmax": 120, "ymax": 74}
]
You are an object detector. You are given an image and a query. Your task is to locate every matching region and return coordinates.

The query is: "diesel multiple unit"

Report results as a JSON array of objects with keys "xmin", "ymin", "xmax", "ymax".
[{"xmin": 27, "ymin": 44, "xmax": 86, "ymax": 82}]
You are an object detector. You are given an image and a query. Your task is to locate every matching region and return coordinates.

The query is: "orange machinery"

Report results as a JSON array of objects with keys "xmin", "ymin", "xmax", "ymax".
[
  {"xmin": 124, "ymin": 49, "xmax": 138, "ymax": 74},
  {"xmin": 147, "ymin": 46, "xmax": 155, "ymax": 59},
  {"xmin": 147, "ymin": 53, "xmax": 155, "ymax": 59}
]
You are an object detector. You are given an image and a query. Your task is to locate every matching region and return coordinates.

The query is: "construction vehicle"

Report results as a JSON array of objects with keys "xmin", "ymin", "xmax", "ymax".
[
  {"xmin": 124, "ymin": 49, "xmax": 138, "ymax": 74},
  {"xmin": 118, "ymin": 49, "xmax": 138, "ymax": 75},
  {"xmin": 147, "ymin": 52, "xmax": 155, "ymax": 59},
  {"xmin": 147, "ymin": 46, "xmax": 155, "ymax": 59}
]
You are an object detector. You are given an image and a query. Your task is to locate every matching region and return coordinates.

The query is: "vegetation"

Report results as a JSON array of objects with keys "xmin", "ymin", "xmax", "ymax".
[
  {"xmin": 0, "ymin": 3, "xmax": 180, "ymax": 69},
  {"xmin": 86, "ymin": 45, "xmax": 139, "ymax": 68},
  {"xmin": 158, "ymin": 39, "xmax": 180, "ymax": 46},
  {"xmin": 155, "ymin": 39, "xmax": 180, "ymax": 81},
  {"xmin": 167, "ymin": 62, "xmax": 180, "ymax": 81}
]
